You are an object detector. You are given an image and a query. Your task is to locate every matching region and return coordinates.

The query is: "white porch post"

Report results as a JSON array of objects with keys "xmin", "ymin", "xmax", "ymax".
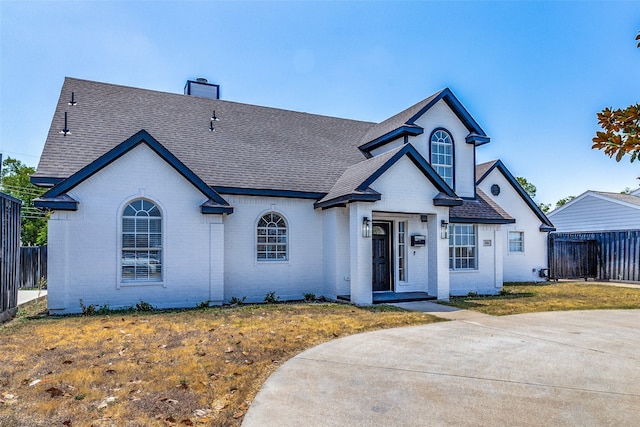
[
  {"xmin": 349, "ymin": 203, "xmax": 373, "ymax": 305},
  {"xmin": 427, "ymin": 210, "xmax": 450, "ymax": 301}
]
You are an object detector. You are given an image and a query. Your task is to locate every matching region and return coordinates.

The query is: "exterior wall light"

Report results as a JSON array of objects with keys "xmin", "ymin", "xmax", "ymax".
[
  {"xmin": 441, "ymin": 220, "xmax": 449, "ymax": 239},
  {"xmin": 362, "ymin": 217, "xmax": 371, "ymax": 238}
]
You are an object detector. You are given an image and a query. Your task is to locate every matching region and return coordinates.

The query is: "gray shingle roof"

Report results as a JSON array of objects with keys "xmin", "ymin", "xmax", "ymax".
[
  {"xmin": 318, "ymin": 146, "xmax": 404, "ymax": 205},
  {"xmin": 450, "ymin": 189, "xmax": 514, "ymax": 223},
  {"xmin": 475, "ymin": 160, "xmax": 497, "ymax": 183},
  {"xmin": 592, "ymin": 191, "xmax": 640, "ymax": 207},
  {"xmin": 359, "ymin": 92, "xmax": 441, "ymax": 145},
  {"xmin": 34, "ymin": 78, "xmax": 376, "ymax": 194}
]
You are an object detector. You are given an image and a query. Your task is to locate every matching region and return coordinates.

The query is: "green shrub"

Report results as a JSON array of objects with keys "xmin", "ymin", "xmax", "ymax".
[
  {"xmin": 229, "ymin": 296, "xmax": 246, "ymax": 306},
  {"xmin": 196, "ymin": 300, "xmax": 211, "ymax": 309},
  {"xmin": 264, "ymin": 291, "xmax": 279, "ymax": 304},
  {"xmin": 79, "ymin": 299, "xmax": 96, "ymax": 316},
  {"xmin": 303, "ymin": 293, "xmax": 316, "ymax": 302},
  {"xmin": 135, "ymin": 301, "xmax": 154, "ymax": 312},
  {"xmin": 97, "ymin": 304, "xmax": 111, "ymax": 315}
]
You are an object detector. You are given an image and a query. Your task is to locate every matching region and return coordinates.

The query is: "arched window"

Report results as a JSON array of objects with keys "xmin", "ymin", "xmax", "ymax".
[
  {"xmin": 122, "ymin": 199, "xmax": 162, "ymax": 281},
  {"xmin": 257, "ymin": 212, "xmax": 288, "ymax": 261},
  {"xmin": 430, "ymin": 129, "xmax": 454, "ymax": 188}
]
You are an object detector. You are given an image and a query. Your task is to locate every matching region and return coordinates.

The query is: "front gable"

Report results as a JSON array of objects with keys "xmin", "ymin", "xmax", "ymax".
[
  {"xmin": 315, "ymin": 144, "xmax": 461, "ymax": 209},
  {"xmin": 368, "ymin": 155, "xmax": 455, "ymax": 214},
  {"xmin": 477, "ymin": 160, "xmax": 554, "ymax": 231},
  {"xmin": 35, "ymin": 130, "xmax": 233, "ymax": 215},
  {"xmin": 359, "ymin": 88, "xmax": 489, "ymax": 155},
  {"xmin": 361, "ymin": 89, "xmax": 489, "ymax": 199}
]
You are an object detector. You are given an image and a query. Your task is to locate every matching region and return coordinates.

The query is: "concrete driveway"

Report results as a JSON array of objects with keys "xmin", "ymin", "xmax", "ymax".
[{"xmin": 243, "ymin": 310, "xmax": 640, "ymax": 426}]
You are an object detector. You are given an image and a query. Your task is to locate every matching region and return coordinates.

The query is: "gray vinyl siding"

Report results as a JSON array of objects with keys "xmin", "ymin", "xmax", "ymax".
[{"xmin": 550, "ymin": 195, "xmax": 640, "ymax": 232}]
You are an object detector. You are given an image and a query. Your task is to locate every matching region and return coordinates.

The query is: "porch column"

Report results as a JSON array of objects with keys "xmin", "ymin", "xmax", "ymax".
[
  {"xmin": 349, "ymin": 202, "xmax": 373, "ymax": 305},
  {"xmin": 427, "ymin": 210, "xmax": 450, "ymax": 301}
]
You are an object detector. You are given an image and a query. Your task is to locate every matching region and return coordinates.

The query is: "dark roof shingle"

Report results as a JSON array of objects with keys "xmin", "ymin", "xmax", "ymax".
[
  {"xmin": 450, "ymin": 189, "xmax": 515, "ymax": 224},
  {"xmin": 592, "ymin": 191, "xmax": 640, "ymax": 207},
  {"xmin": 34, "ymin": 78, "xmax": 375, "ymax": 194}
]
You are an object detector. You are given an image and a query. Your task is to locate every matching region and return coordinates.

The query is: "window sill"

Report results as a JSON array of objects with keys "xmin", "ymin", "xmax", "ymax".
[
  {"xmin": 256, "ymin": 260, "xmax": 290, "ymax": 265},
  {"xmin": 449, "ymin": 269, "xmax": 479, "ymax": 273},
  {"xmin": 119, "ymin": 280, "xmax": 165, "ymax": 288}
]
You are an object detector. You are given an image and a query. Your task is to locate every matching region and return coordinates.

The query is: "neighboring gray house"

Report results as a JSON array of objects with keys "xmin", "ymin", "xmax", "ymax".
[
  {"xmin": 547, "ymin": 190, "xmax": 640, "ymax": 282},
  {"xmin": 547, "ymin": 190, "xmax": 640, "ymax": 232},
  {"xmin": 33, "ymin": 77, "xmax": 554, "ymax": 314}
]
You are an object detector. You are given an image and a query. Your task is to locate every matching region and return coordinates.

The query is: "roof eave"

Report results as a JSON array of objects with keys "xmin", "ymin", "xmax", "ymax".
[
  {"xmin": 201, "ymin": 206, "xmax": 234, "ymax": 215},
  {"xmin": 30, "ymin": 176, "xmax": 64, "ymax": 188},
  {"xmin": 314, "ymin": 192, "xmax": 381, "ymax": 210},
  {"xmin": 433, "ymin": 193, "xmax": 463, "ymax": 206},
  {"xmin": 358, "ymin": 125, "xmax": 423, "ymax": 154},
  {"xmin": 34, "ymin": 195, "xmax": 79, "ymax": 211},
  {"xmin": 450, "ymin": 217, "xmax": 516, "ymax": 224},
  {"xmin": 465, "ymin": 133, "xmax": 491, "ymax": 146}
]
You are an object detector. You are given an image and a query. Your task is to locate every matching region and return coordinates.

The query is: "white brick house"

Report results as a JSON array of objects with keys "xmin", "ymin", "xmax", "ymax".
[{"xmin": 34, "ymin": 78, "xmax": 554, "ymax": 314}]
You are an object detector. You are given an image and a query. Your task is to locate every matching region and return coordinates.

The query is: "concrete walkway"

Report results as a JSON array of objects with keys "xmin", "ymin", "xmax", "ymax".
[
  {"xmin": 389, "ymin": 300, "xmax": 493, "ymax": 321},
  {"xmin": 243, "ymin": 309, "xmax": 640, "ymax": 426}
]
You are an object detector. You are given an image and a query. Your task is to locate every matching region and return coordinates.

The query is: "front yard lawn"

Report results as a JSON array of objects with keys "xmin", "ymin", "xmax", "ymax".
[
  {"xmin": 442, "ymin": 282, "xmax": 640, "ymax": 316},
  {"xmin": 0, "ymin": 299, "xmax": 441, "ymax": 426}
]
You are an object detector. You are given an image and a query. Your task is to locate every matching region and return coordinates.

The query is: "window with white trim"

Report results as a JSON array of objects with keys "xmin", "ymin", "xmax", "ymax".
[
  {"xmin": 509, "ymin": 231, "xmax": 524, "ymax": 253},
  {"xmin": 398, "ymin": 221, "xmax": 406, "ymax": 282},
  {"xmin": 122, "ymin": 199, "xmax": 162, "ymax": 281},
  {"xmin": 449, "ymin": 224, "xmax": 477, "ymax": 270},
  {"xmin": 257, "ymin": 212, "xmax": 288, "ymax": 261},
  {"xmin": 430, "ymin": 129, "xmax": 453, "ymax": 188}
]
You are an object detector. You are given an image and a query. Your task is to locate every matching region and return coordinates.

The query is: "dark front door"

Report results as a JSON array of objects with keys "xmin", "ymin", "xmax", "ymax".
[{"xmin": 372, "ymin": 222, "xmax": 392, "ymax": 292}]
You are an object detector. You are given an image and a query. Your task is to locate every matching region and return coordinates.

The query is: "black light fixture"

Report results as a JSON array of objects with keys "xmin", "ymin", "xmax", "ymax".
[
  {"xmin": 362, "ymin": 217, "xmax": 371, "ymax": 238},
  {"xmin": 59, "ymin": 112, "xmax": 70, "ymax": 136},
  {"xmin": 211, "ymin": 110, "xmax": 219, "ymax": 121},
  {"xmin": 68, "ymin": 91, "xmax": 77, "ymax": 106},
  {"xmin": 209, "ymin": 121, "xmax": 215, "ymax": 132},
  {"xmin": 440, "ymin": 220, "xmax": 449, "ymax": 239}
]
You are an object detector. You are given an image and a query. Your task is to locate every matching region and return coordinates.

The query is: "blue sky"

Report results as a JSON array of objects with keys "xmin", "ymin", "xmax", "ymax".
[{"xmin": 1, "ymin": 1, "xmax": 639, "ymax": 207}]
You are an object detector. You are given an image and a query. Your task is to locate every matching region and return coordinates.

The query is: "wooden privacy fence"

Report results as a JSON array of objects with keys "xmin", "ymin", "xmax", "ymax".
[
  {"xmin": 1, "ymin": 192, "xmax": 21, "ymax": 322},
  {"xmin": 549, "ymin": 231, "xmax": 640, "ymax": 282},
  {"xmin": 20, "ymin": 246, "xmax": 47, "ymax": 289}
]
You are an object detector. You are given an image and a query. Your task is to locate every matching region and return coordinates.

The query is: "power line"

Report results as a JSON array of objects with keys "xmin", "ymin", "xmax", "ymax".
[
  {"xmin": 0, "ymin": 185, "xmax": 46, "ymax": 196},
  {"xmin": 0, "ymin": 150, "xmax": 41, "ymax": 159}
]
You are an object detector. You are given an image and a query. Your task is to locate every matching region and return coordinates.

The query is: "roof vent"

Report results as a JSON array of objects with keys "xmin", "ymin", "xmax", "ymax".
[{"xmin": 184, "ymin": 78, "xmax": 220, "ymax": 100}]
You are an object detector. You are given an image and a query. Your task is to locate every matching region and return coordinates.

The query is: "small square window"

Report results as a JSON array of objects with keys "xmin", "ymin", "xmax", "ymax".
[{"xmin": 509, "ymin": 231, "xmax": 524, "ymax": 253}]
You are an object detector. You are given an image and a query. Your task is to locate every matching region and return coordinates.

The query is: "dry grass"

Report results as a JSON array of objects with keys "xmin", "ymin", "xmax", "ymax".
[
  {"xmin": 0, "ymin": 298, "xmax": 441, "ymax": 426},
  {"xmin": 443, "ymin": 282, "xmax": 640, "ymax": 316}
]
